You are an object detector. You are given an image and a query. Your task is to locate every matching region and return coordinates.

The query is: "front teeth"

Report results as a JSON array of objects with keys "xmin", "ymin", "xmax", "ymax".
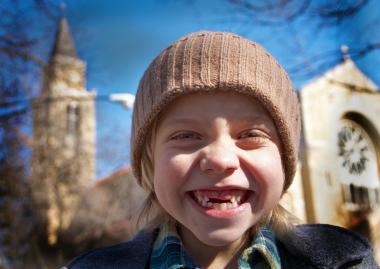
[
  {"xmin": 194, "ymin": 192, "xmax": 209, "ymax": 207},
  {"xmin": 193, "ymin": 191, "xmax": 243, "ymax": 209},
  {"xmin": 230, "ymin": 195, "xmax": 242, "ymax": 204}
]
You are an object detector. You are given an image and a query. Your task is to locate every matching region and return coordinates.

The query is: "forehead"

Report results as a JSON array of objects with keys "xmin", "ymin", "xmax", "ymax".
[{"xmin": 158, "ymin": 91, "xmax": 273, "ymax": 125}]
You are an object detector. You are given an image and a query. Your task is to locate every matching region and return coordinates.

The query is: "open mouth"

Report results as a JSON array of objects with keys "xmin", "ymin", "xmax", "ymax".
[{"xmin": 190, "ymin": 189, "xmax": 251, "ymax": 210}]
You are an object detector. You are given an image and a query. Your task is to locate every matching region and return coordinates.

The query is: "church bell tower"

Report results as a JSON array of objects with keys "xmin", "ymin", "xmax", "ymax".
[{"xmin": 31, "ymin": 16, "xmax": 95, "ymax": 245}]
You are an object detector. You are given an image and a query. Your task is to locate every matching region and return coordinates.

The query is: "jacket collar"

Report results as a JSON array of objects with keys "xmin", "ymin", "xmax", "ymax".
[{"xmin": 278, "ymin": 224, "xmax": 372, "ymax": 268}]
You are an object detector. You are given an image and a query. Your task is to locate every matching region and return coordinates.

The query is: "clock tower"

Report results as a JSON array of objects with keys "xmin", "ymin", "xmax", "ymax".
[{"xmin": 31, "ymin": 16, "xmax": 95, "ymax": 246}]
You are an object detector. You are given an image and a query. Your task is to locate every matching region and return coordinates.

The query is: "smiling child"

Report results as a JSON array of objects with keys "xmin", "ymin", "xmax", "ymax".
[{"xmin": 67, "ymin": 31, "xmax": 379, "ymax": 269}]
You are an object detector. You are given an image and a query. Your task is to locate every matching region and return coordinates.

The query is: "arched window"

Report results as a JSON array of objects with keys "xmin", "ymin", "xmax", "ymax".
[{"xmin": 65, "ymin": 103, "xmax": 80, "ymax": 147}]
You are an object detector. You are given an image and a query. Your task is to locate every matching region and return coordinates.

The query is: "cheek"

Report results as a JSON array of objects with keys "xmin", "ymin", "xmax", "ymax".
[
  {"xmin": 155, "ymin": 152, "xmax": 189, "ymax": 177},
  {"xmin": 153, "ymin": 151, "xmax": 196, "ymax": 192},
  {"xmin": 265, "ymin": 151, "xmax": 284, "ymax": 183},
  {"xmin": 262, "ymin": 152, "xmax": 284, "ymax": 201},
  {"xmin": 153, "ymin": 152, "xmax": 197, "ymax": 213},
  {"xmin": 245, "ymin": 147, "xmax": 284, "ymax": 202}
]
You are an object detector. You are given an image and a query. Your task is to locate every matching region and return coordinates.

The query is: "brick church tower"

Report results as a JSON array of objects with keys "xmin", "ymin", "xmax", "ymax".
[{"xmin": 31, "ymin": 16, "xmax": 95, "ymax": 245}]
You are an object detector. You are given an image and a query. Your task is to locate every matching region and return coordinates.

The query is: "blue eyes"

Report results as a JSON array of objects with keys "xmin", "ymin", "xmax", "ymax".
[
  {"xmin": 170, "ymin": 132, "xmax": 201, "ymax": 141},
  {"xmin": 238, "ymin": 131, "xmax": 263, "ymax": 139},
  {"xmin": 169, "ymin": 131, "xmax": 267, "ymax": 142}
]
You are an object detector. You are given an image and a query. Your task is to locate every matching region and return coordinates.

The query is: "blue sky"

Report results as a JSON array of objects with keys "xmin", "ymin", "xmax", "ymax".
[{"xmin": 38, "ymin": 0, "xmax": 380, "ymax": 179}]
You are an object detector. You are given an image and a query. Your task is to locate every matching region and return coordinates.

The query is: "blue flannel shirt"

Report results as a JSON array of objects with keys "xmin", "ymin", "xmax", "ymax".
[{"xmin": 150, "ymin": 221, "xmax": 281, "ymax": 269}]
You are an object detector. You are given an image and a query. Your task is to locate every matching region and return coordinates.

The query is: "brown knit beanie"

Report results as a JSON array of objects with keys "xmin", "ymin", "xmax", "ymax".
[{"xmin": 131, "ymin": 31, "xmax": 301, "ymax": 191}]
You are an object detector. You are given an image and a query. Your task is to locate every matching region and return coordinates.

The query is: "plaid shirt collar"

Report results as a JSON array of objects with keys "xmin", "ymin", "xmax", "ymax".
[{"xmin": 150, "ymin": 221, "xmax": 281, "ymax": 269}]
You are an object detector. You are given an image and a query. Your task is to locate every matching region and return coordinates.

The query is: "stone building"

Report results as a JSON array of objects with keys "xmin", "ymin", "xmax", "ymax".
[
  {"xmin": 31, "ymin": 16, "xmax": 96, "ymax": 246},
  {"xmin": 283, "ymin": 56, "xmax": 380, "ymax": 262}
]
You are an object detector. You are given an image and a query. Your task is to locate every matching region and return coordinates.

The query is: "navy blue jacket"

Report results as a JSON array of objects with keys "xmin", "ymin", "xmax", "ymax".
[{"xmin": 66, "ymin": 224, "xmax": 379, "ymax": 269}]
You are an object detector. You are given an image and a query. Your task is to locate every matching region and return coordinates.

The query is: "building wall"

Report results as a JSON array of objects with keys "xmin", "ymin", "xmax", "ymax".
[{"xmin": 284, "ymin": 59, "xmax": 380, "ymax": 262}]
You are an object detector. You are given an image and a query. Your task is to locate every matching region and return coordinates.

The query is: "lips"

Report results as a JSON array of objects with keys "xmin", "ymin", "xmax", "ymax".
[{"xmin": 190, "ymin": 189, "xmax": 250, "ymax": 210}]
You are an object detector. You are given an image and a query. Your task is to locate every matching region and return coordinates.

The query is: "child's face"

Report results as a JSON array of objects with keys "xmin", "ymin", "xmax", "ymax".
[{"xmin": 153, "ymin": 92, "xmax": 284, "ymax": 247}]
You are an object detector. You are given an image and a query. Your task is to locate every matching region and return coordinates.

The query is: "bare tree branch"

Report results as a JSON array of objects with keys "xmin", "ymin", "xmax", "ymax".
[
  {"xmin": 0, "ymin": 46, "xmax": 44, "ymax": 65},
  {"xmin": 225, "ymin": 0, "xmax": 379, "ymax": 80},
  {"xmin": 352, "ymin": 42, "xmax": 380, "ymax": 58},
  {"xmin": 228, "ymin": 0, "xmax": 311, "ymax": 25},
  {"xmin": 316, "ymin": 0, "xmax": 369, "ymax": 21}
]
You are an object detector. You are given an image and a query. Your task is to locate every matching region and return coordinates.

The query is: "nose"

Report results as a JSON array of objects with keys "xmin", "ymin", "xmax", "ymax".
[{"xmin": 200, "ymin": 139, "xmax": 239, "ymax": 174}]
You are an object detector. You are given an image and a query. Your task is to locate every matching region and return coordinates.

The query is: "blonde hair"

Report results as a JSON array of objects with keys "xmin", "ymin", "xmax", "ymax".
[
  {"xmin": 133, "ymin": 117, "xmax": 298, "ymax": 237},
  {"xmin": 134, "ymin": 120, "xmax": 171, "ymax": 232}
]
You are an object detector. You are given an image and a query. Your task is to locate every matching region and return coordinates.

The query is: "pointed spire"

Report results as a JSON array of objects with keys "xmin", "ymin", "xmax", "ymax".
[{"xmin": 51, "ymin": 14, "xmax": 78, "ymax": 58}]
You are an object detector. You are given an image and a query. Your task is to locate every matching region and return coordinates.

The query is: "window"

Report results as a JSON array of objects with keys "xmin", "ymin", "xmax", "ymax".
[
  {"xmin": 342, "ymin": 183, "xmax": 380, "ymax": 211},
  {"xmin": 65, "ymin": 103, "xmax": 80, "ymax": 147}
]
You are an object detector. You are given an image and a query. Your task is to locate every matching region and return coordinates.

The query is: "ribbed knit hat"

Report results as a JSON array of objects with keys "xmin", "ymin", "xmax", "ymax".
[{"xmin": 131, "ymin": 31, "xmax": 301, "ymax": 191}]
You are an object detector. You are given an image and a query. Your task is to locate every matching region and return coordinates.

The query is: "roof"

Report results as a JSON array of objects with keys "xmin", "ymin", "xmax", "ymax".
[
  {"xmin": 96, "ymin": 167, "xmax": 131, "ymax": 187},
  {"xmin": 301, "ymin": 58, "xmax": 379, "ymax": 93},
  {"xmin": 65, "ymin": 167, "xmax": 146, "ymax": 248},
  {"xmin": 50, "ymin": 16, "xmax": 78, "ymax": 58}
]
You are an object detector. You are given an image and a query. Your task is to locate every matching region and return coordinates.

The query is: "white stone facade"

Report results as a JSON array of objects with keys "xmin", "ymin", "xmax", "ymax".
[{"xmin": 283, "ymin": 59, "xmax": 380, "ymax": 262}]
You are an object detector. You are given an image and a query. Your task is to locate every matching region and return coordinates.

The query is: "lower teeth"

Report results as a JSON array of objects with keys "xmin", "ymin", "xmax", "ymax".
[{"xmin": 200, "ymin": 201, "xmax": 238, "ymax": 209}]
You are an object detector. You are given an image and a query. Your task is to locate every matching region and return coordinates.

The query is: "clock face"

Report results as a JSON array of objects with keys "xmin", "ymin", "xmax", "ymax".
[{"xmin": 337, "ymin": 120, "xmax": 370, "ymax": 175}]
